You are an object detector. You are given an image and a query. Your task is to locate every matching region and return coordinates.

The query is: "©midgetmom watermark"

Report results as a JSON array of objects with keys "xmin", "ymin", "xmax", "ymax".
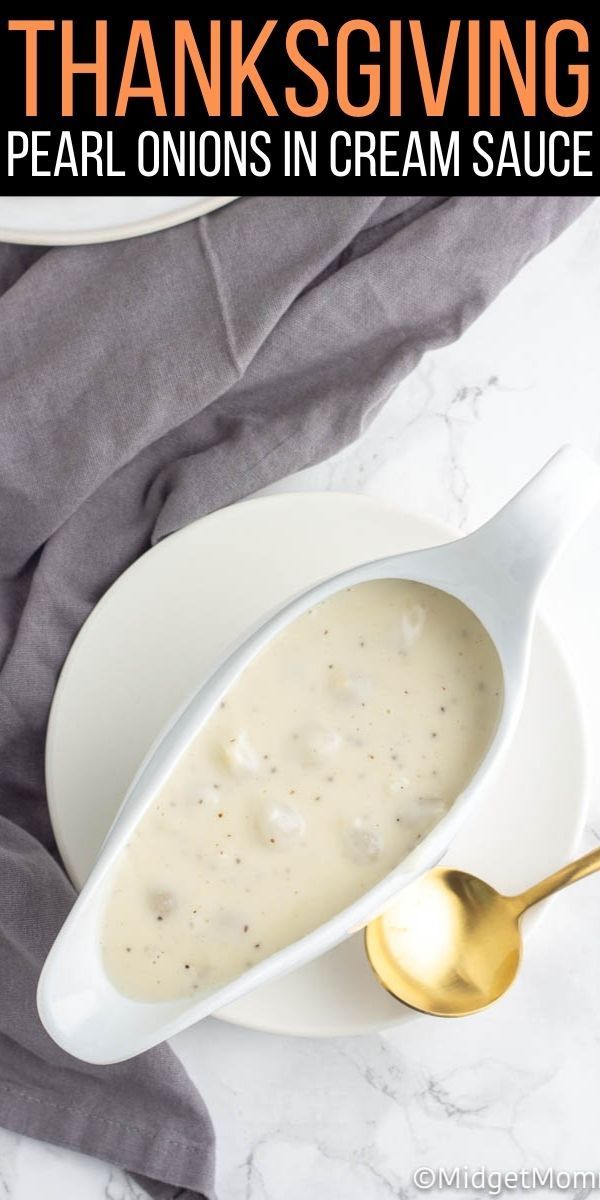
[{"xmin": 413, "ymin": 1166, "xmax": 600, "ymax": 1194}]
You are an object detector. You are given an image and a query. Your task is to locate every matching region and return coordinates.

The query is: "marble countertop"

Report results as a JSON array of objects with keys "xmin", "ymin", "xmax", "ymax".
[{"xmin": 2, "ymin": 200, "xmax": 600, "ymax": 1199}]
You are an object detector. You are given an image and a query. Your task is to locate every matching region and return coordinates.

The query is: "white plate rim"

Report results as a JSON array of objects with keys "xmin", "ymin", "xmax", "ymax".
[
  {"xmin": 0, "ymin": 195, "xmax": 238, "ymax": 246},
  {"xmin": 45, "ymin": 492, "xmax": 590, "ymax": 1037}
]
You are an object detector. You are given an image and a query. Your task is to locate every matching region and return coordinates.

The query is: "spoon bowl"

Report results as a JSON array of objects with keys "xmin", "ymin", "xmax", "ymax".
[
  {"xmin": 365, "ymin": 868, "xmax": 522, "ymax": 1016},
  {"xmin": 366, "ymin": 845, "xmax": 600, "ymax": 1016}
]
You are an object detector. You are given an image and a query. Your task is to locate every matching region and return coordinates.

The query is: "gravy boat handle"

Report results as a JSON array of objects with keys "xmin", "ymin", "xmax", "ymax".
[
  {"xmin": 428, "ymin": 446, "xmax": 600, "ymax": 641},
  {"xmin": 466, "ymin": 445, "xmax": 600, "ymax": 598}
]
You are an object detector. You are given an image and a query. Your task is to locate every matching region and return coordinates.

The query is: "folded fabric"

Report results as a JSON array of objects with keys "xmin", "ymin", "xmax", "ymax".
[{"xmin": 0, "ymin": 195, "xmax": 591, "ymax": 1199}]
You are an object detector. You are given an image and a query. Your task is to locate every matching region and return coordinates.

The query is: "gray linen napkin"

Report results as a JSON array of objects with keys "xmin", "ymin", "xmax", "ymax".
[{"xmin": 0, "ymin": 196, "xmax": 591, "ymax": 1199}]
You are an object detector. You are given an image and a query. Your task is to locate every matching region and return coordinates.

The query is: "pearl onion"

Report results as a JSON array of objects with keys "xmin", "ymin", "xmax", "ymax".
[
  {"xmin": 196, "ymin": 784, "xmax": 221, "ymax": 809},
  {"xmin": 342, "ymin": 816, "xmax": 383, "ymax": 864},
  {"xmin": 397, "ymin": 603, "xmax": 426, "ymax": 653},
  {"xmin": 147, "ymin": 889, "xmax": 177, "ymax": 918},
  {"xmin": 387, "ymin": 772, "xmax": 411, "ymax": 797},
  {"xmin": 298, "ymin": 722, "xmax": 342, "ymax": 765},
  {"xmin": 401, "ymin": 795, "xmax": 447, "ymax": 833},
  {"xmin": 222, "ymin": 731, "xmax": 261, "ymax": 775},
  {"xmin": 330, "ymin": 669, "xmax": 374, "ymax": 706},
  {"xmin": 256, "ymin": 801, "xmax": 306, "ymax": 849}
]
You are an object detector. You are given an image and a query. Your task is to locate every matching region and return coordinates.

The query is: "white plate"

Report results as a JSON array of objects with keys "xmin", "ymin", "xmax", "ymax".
[
  {"xmin": 0, "ymin": 195, "xmax": 238, "ymax": 245},
  {"xmin": 46, "ymin": 493, "xmax": 588, "ymax": 1037}
]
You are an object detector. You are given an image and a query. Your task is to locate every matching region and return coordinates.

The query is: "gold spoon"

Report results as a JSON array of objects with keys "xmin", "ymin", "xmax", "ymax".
[{"xmin": 365, "ymin": 848, "xmax": 600, "ymax": 1017}]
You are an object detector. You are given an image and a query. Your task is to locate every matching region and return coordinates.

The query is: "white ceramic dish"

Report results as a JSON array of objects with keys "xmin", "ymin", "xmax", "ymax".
[
  {"xmin": 40, "ymin": 453, "xmax": 598, "ymax": 1060},
  {"xmin": 0, "ymin": 195, "xmax": 238, "ymax": 245},
  {"xmin": 45, "ymin": 490, "xmax": 588, "ymax": 1039}
]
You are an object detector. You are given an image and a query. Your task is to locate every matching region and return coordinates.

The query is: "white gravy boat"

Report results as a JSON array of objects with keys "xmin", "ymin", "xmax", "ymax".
[{"xmin": 38, "ymin": 446, "xmax": 600, "ymax": 1064}]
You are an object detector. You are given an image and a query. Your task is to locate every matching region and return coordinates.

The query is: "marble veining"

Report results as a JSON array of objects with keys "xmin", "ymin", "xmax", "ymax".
[{"xmin": 1, "ymin": 199, "xmax": 599, "ymax": 1199}]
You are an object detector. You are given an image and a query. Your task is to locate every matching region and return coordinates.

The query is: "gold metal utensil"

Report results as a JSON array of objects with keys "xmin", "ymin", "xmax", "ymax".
[{"xmin": 365, "ymin": 848, "xmax": 600, "ymax": 1017}]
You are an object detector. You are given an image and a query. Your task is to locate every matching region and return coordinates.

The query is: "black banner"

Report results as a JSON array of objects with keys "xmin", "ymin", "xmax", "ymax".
[{"xmin": 0, "ymin": 12, "xmax": 596, "ymax": 194}]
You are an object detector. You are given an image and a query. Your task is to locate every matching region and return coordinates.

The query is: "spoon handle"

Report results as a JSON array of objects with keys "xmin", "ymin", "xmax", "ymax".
[{"xmin": 512, "ymin": 846, "xmax": 600, "ymax": 916}]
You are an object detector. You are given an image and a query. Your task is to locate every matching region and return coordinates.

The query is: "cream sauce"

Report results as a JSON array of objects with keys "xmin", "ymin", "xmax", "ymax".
[{"xmin": 101, "ymin": 580, "xmax": 502, "ymax": 1001}]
